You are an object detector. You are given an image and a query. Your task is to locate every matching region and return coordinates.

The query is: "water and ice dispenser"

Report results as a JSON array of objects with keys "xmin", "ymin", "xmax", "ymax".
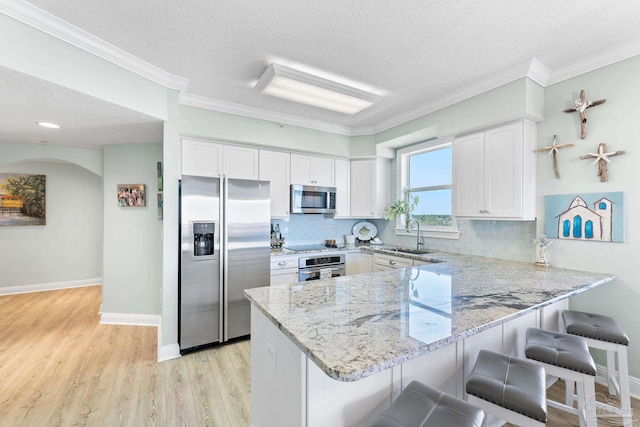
[{"xmin": 192, "ymin": 221, "xmax": 215, "ymax": 258}]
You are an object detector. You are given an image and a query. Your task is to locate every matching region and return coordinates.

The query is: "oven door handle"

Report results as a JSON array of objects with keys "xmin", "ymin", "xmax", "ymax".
[{"xmin": 299, "ymin": 266, "xmax": 344, "ymax": 274}]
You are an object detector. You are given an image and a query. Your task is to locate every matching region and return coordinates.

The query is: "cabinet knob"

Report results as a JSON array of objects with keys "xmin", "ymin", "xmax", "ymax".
[
  {"xmin": 278, "ymin": 261, "xmax": 287, "ymax": 266},
  {"xmin": 389, "ymin": 260, "xmax": 396, "ymax": 265}
]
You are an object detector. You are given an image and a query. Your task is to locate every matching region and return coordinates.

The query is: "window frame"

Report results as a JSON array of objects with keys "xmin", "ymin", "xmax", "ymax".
[{"xmin": 394, "ymin": 138, "xmax": 460, "ymax": 240}]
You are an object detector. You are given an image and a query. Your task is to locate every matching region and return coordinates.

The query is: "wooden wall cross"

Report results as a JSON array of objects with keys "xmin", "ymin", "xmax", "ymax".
[
  {"xmin": 537, "ymin": 135, "xmax": 573, "ymax": 179},
  {"xmin": 579, "ymin": 143, "xmax": 625, "ymax": 182},
  {"xmin": 563, "ymin": 89, "xmax": 606, "ymax": 139}
]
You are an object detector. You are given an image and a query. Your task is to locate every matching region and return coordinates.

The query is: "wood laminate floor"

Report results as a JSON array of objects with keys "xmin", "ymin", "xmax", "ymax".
[{"xmin": 0, "ymin": 286, "xmax": 637, "ymax": 426}]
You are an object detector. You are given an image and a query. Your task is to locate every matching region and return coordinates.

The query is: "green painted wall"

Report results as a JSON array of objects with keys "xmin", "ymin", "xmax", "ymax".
[
  {"xmin": 102, "ymin": 143, "xmax": 163, "ymax": 316},
  {"xmin": 537, "ymin": 55, "xmax": 640, "ymax": 376},
  {"xmin": 180, "ymin": 105, "xmax": 351, "ymax": 157}
]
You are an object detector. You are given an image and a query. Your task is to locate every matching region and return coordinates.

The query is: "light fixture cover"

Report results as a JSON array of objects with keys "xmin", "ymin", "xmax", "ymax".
[
  {"xmin": 37, "ymin": 122, "xmax": 60, "ymax": 129},
  {"xmin": 255, "ymin": 63, "xmax": 381, "ymax": 115}
]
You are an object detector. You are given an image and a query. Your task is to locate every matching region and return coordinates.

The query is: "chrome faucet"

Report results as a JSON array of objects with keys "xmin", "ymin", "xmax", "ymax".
[{"xmin": 409, "ymin": 218, "xmax": 424, "ymax": 250}]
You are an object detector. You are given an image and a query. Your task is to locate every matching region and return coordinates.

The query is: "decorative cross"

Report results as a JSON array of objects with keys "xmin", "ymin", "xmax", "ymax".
[
  {"xmin": 563, "ymin": 89, "xmax": 606, "ymax": 139},
  {"xmin": 537, "ymin": 135, "xmax": 573, "ymax": 179},
  {"xmin": 579, "ymin": 143, "xmax": 625, "ymax": 182}
]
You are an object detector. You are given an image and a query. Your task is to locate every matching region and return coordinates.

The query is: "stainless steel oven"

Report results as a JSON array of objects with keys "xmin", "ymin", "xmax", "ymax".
[{"xmin": 298, "ymin": 254, "xmax": 346, "ymax": 282}]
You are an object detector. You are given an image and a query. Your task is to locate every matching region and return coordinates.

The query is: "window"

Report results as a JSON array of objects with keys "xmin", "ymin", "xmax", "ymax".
[
  {"xmin": 563, "ymin": 219, "xmax": 570, "ymax": 237},
  {"xmin": 573, "ymin": 215, "xmax": 582, "ymax": 238},
  {"xmin": 585, "ymin": 220, "xmax": 594, "ymax": 239},
  {"xmin": 397, "ymin": 139, "xmax": 454, "ymax": 235}
]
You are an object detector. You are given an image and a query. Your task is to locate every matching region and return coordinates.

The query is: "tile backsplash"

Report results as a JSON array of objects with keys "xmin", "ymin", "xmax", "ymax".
[
  {"xmin": 271, "ymin": 216, "xmax": 371, "ymax": 246},
  {"xmin": 274, "ymin": 215, "xmax": 537, "ymax": 263},
  {"xmin": 372, "ymin": 218, "xmax": 537, "ymax": 263}
]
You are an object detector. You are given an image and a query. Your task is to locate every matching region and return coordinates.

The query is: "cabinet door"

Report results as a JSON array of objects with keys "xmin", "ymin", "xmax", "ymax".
[
  {"xmin": 350, "ymin": 159, "xmax": 376, "ymax": 217},
  {"xmin": 270, "ymin": 271, "xmax": 299, "ymax": 286},
  {"xmin": 224, "ymin": 145, "xmax": 259, "ymax": 179},
  {"xmin": 259, "ymin": 150, "xmax": 291, "ymax": 217},
  {"xmin": 484, "ymin": 122, "xmax": 523, "ymax": 218},
  {"xmin": 290, "ymin": 154, "xmax": 314, "ymax": 185},
  {"xmin": 291, "ymin": 154, "xmax": 334, "ymax": 186},
  {"xmin": 312, "ymin": 156, "xmax": 335, "ymax": 186},
  {"xmin": 346, "ymin": 252, "xmax": 372, "ymax": 275},
  {"xmin": 182, "ymin": 139, "xmax": 222, "ymax": 177},
  {"xmin": 453, "ymin": 132, "xmax": 485, "ymax": 217},
  {"xmin": 334, "ymin": 159, "xmax": 350, "ymax": 217}
]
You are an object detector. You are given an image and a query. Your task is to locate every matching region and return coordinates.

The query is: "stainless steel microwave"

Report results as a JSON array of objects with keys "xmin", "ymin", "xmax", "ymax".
[{"xmin": 290, "ymin": 184, "xmax": 337, "ymax": 214}]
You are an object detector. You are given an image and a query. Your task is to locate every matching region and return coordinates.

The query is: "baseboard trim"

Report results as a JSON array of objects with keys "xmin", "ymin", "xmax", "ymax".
[
  {"xmin": 158, "ymin": 344, "xmax": 181, "ymax": 362},
  {"xmin": 0, "ymin": 278, "xmax": 101, "ymax": 296},
  {"xmin": 100, "ymin": 313, "xmax": 161, "ymax": 327},
  {"xmin": 596, "ymin": 363, "xmax": 640, "ymax": 399}
]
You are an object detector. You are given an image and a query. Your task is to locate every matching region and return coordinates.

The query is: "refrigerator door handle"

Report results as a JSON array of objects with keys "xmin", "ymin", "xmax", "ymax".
[{"xmin": 221, "ymin": 176, "xmax": 228, "ymax": 342}]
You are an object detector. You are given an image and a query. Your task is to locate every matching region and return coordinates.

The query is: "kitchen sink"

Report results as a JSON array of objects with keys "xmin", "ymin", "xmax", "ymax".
[{"xmin": 394, "ymin": 248, "xmax": 436, "ymax": 255}]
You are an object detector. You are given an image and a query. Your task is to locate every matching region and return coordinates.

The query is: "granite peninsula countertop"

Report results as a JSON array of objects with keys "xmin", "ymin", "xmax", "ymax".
[{"xmin": 245, "ymin": 252, "xmax": 615, "ymax": 382}]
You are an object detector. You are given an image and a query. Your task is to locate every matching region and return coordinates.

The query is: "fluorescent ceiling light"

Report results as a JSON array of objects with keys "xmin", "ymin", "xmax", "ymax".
[
  {"xmin": 37, "ymin": 122, "xmax": 60, "ymax": 129},
  {"xmin": 255, "ymin": 63, "xmax": 382, "ymax": 115}
]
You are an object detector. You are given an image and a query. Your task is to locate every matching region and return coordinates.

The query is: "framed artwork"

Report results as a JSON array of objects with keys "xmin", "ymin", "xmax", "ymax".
[
  {"xmin": 157, "ymin": 192, "xmax": 163, "ymax": 220},
  {"xmin": 0, "ymin": 173, "xmax": 46, "ymax": 226},
  {"xmin": 157, "ymin": 162, "xmax": 163, "ymax": 192},
  {"xmin": 117, "ymin": 184, "xmax": 146, "ymax": 207},
  {"xmin": 544, "ymin": 192, "xmax": 624, "ymax": 242}
]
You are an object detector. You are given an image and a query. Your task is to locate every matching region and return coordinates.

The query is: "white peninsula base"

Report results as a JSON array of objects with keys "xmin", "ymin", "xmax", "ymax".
[{"xmin": 250, "ymin": 300, "xmax": 567, "ymax": 427}]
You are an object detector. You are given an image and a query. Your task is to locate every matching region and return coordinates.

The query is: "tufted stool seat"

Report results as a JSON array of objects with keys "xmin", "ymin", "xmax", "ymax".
[
  {"xmin": 562, "ymin": 310, "xmax": 632, "ymax": 426},
  {"xmin": 370, "ymin": 380, "xmax": 485, "ymax": 427},
  {"xmin": 466, "ymin": 349, "xmax": 547, "ymax": 426},
  {"xmin": 525, "ymin": 327, "xmax": 597, "ymax": 427}
]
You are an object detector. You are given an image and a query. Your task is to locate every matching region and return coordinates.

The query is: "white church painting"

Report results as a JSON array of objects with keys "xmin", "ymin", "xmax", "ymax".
[{"xmin": 544, "ymin": 192, "xmax": 624, "ymax": 242}]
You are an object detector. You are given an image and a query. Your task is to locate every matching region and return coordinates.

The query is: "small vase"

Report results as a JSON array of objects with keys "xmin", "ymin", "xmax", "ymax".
[{"xmin": 535, "ymin": 245, "xmax": 550, "ymax": 268}]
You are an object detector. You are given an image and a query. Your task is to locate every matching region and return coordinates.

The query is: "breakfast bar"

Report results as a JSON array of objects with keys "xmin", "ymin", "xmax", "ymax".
[{"xmin": 244, "ymin": 252, "xmax": 616, "ymax": 427}]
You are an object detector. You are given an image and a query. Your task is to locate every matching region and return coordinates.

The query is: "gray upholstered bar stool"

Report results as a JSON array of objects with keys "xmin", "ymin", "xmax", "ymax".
[
  {"xmin": 369, "ymin": 380, "xmax": 485, "ymax": 427},
  {"xmin": 525, "ymin": 327, "xmax": 597, "ymax": 427},
  {"xmin": 466, "ymin": 349, "xmax": 547, "ymax": 426},
  {"xmin": 562, "ymin": 309, "xmax": 632, "ymax": 427}
]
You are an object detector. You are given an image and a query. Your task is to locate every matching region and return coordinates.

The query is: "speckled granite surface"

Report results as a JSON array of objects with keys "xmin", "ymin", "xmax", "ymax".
[{"xmin": 246, "ymin": 252, "xmax": 615, "ymax": 382}]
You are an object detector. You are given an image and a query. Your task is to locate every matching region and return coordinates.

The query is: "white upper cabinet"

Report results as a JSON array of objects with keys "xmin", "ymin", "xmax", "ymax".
[
  {"xmin": 334, "ymin": 159, "xmax": 350, "ymax": 218},
  {"xmin": 181, "ymin": 138, "xmax": 222, "ymax": 178},
  {"xmin": 350, "ymin": 158, "xmax": 390, "ymax": 218},
  {"xmin": 223, "ymin": 145, "xmax": 259, "ymax": 179},
  {"xmin": 181, "ymin": 138, "xmax": 258, "ymax": 179},
  {"xmin": 290, "ymin": 154, "xmax": 335, "ymax": 186},
  {"xmin": 259, "ymin": 150, "xmax": 291, "ymax": 218},
  {"xmin": 453, "ymin": 120, "xmax": 536, "ymax": 220}
]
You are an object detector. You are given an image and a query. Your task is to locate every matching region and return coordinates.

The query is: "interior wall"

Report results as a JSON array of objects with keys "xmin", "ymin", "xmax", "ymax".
[
  {"xmin": 179, "ymin": 105, "xmax": 351, "ymax": 157},
  {"xmin": 536, "ymin": 55, "xmax": 640, "ymax": 376},
  {"xmin": 0, "ymin": 160, "xmax": 103, "ymax": 288},
  {"xmin": 102, "ymin": 143, "xmax": 163, "ymax": 316}
]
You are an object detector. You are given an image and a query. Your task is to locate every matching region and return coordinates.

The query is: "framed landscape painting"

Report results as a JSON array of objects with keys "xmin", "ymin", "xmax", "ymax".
[{"xmin": 0, "ymin": 173, "xmax": 46, "ymax": 226}]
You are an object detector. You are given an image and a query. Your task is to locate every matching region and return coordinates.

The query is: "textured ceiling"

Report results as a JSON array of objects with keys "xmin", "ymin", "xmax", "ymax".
[
  {"xmin": 0, "ymin": 66, "xmax": 163, "ymax": 149},
  {"xmin": 6, "ymin": 1, "xmax": 640, "ymax": 145}
]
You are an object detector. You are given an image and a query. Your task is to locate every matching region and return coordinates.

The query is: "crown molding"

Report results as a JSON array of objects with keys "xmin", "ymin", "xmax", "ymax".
[
  {"xmin": 547, "ymin": 36, "xmax": 640, "ymax": 86},
  {"xmin": 370, "ymin": 58, "xmax": 547, "ymax": 135},
  {"xmin": 0, "ymin": 0, "xmax": 189, "ymax": 92},
  {"xmin": 180, "ymin": 92, "xmax": 356, "ymax": 136}
]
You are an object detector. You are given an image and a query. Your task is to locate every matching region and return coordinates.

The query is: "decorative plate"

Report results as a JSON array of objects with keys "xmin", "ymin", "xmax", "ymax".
[{"xmin": 352, "ymin": 221, "xmax": 378, "ymax": 241}]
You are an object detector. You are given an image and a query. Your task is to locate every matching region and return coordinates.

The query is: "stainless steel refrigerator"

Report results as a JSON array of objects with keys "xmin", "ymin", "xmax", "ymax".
[{"xmin": 179, "ymin": 175, "xmax": 270, "ymax": 353}]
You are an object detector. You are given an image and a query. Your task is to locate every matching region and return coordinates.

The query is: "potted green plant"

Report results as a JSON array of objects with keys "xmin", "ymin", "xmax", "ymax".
[{"xmin": 382, "ymin": 189, "xmax": 419, "ymax": 231}]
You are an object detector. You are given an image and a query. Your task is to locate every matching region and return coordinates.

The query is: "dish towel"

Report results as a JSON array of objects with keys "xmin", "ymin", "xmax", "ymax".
[{"xmin": 320, "ymin": 268, "xmax": 332, "ymax": 279}]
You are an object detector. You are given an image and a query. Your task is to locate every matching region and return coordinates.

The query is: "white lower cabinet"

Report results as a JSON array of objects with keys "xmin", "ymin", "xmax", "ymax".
[
  {"xmin": 270, "ymin": 256, "xmax": 298, "ymax": 286},
  {"xmin": 345, "ymin": 252, "xmax": 372, "ymax": 275},
  {"xmin": 372, "ymin": 253, "xmax": 414, "ymax": 271}
]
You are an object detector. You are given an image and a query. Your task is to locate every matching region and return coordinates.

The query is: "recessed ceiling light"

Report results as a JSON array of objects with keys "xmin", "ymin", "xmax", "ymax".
[
  {"xmin": 37, "ymin": 122, "xmax": 60, "ymax": 129},
  {"xmin": 255, "ymin": 63, "xmax": 382, "ymax": 115}
]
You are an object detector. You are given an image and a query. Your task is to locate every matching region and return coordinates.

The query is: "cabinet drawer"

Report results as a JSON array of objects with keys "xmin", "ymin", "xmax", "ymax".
[
  {"xmin": 271, "ymin": 256, "xmax": 298, "ymax": 272},
  {"xmin": 373, "ymin": 253, "xmax": 413, "ymax": 269}
]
